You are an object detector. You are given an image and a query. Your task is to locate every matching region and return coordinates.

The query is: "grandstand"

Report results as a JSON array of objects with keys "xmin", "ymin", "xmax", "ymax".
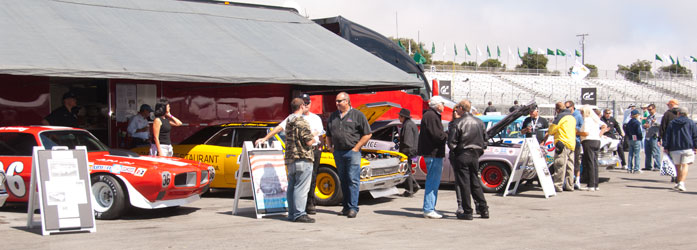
[{"xmin": 425, "ymin": 68, "xmax": 697, "ymax": 119}]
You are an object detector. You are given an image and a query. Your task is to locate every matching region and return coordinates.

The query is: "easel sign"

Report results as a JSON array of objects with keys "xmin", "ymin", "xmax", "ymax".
[
  {"xmin": 27, "ymin": 146, "xmax": 96, "ymax": 235},
  {"xmin": 503, "ymin": 138, "xmax": 557, "ymax": 198},
  {"xmin": 232, "ymin": 141, "xmax": 288, "ymax": 219}
]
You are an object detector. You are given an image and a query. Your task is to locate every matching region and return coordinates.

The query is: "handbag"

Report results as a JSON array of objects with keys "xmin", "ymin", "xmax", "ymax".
[{"xmin": 660, "ymin": 154, "xmax": 677, "ymax": 177}]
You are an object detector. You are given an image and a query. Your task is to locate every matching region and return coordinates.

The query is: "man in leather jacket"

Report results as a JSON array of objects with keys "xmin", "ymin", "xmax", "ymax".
[{"xmin": 447, "ymin": 99, "xmax": 489, "ymax": 220}]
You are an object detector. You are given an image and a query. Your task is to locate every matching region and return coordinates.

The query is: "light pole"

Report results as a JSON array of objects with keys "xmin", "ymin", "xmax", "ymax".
[{"xmin": 576, "ymin": 33, "xmax": 588, "ymax": 65}]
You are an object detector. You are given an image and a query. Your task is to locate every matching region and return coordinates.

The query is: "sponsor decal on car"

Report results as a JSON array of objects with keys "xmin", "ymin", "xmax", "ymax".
[
  {"xmin": 544, "ymin": 141, "xmax": 555, "ymax": 152},
  {"xmin": 134, "ymin": 168, "xmax": 147, "ymax": 177},
  {"xmin": 110, "ymin": 164, "xmax": 122, "ymax": 174}
]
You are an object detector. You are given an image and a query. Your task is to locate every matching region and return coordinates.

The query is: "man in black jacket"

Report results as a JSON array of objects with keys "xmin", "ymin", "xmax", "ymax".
[
  {"xmin": 660, "ymin": 99, "xmax": 680, "ymax": 143},
  {"xmin": 418, "ymin": 96, "xmax": 448, "ymax": 219},
  {"xmin": 398, "ymin": 108, "xmax": 420, "ymax": 197},
  {"xmin": 601, "ymin": 109, "xmax": 626, "ymax": 169},
  {"xmin": 448, "ymin": 99, "xmax": 489, "ymax": 220}
]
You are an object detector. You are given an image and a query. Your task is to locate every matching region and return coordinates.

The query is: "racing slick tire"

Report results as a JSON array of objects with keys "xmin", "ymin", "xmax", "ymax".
[
  {"xmin": 314, "ymin": 166, "xmax": 343, "ymax": 206},
  {"xmin": 91, "ymin": 174, "xmax": 128, "ymax": 220},
  {"xmin": 479, "ymin": 161, "xmax": 510, "ymax": 193}
]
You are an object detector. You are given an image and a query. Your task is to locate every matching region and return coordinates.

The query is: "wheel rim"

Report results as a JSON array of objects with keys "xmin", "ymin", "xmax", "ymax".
[
  {"xmin": 481, "ymin": 165, "xmax": 503, "ymax": 188},
  {"xmin": 315, "ymin": 172, "xmax": 335, "ymax": 200},
  {"xmin": 92, "ymin": 182, "xmax": 114, "ymax": 212}
]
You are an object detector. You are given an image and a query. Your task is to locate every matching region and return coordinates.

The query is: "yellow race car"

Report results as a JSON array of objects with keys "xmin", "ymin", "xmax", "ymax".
[{"xmin": 133, "ymin": 121, "xmax": 409, "ymax": 206}]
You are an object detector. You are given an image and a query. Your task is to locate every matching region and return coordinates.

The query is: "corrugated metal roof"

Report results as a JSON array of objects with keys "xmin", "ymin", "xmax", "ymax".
[{"xmin": 0, "ymin": 0, "xmax": 422, "ymax": 88}]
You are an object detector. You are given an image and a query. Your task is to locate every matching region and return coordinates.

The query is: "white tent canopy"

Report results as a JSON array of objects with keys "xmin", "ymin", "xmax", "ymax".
[{"xmin": 0, "ymin": 0, "xmax": 422, "ymax": 88}]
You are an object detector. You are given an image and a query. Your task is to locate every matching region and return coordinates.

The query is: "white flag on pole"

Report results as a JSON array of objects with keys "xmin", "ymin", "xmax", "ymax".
[
  {"xmin": 477, "ymin": 46, "xmax": 482, "ymax": 56},
  {"xmin": 508, "ymin": 47, "xmax": 512, "ymax": 57},
  {"xmin": 442, "ymin": 42, "xmax": 446, "ymax": 56},
  {"xmin": 537, "ymin": 48, "xmax": 545, "ymax": 55},
  {"xmin": 571, "ymin": 60, "xmax": 590, "ymax": 80}
]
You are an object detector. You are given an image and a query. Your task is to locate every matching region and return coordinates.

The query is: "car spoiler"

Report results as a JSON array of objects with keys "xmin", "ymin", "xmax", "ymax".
[{"xmin": 486, "ymin": 100, "xmax": 537, "ymax": 140}]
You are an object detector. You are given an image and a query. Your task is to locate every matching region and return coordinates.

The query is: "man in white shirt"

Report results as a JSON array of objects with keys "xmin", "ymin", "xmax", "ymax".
[
  {"xmin": 127, "ymin": 104, "xmax": 153, "ymax": 148},
  {"xmin": 256, "ymin": 94, "xmax": 325, "ymax": 214}
]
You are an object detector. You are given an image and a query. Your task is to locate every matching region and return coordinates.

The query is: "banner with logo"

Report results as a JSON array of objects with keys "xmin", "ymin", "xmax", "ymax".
[
  {"xmin": 439, "ymin": 80, "xmax": 451, "ymax": 100},
  {"xmin": 581, "ymin": 88, "xmax": 597, "ymax": 105}
]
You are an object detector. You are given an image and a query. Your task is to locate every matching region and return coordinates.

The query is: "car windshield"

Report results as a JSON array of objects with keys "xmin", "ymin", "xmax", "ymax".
[
  {"xmin": 180, "ymin": 126, "xmax": 222, "ymax": 145},
  {"xmin": 39, "ymin": 130, "xmax": 109, "ymax": 152},
  {"xmin": 499, "ymin": 121, "xmax": 524, "ymax": 138}
]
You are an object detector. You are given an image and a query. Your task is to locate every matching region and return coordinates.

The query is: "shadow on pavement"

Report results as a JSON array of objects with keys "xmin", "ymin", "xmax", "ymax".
[
  {"xmin": 122, "ymin": 206, "xmax": 200, "ymax": 220},
  {"xmin": 625, "ymin": 185, "xmax": 673, "ymax": 190},
  {"xmin": 620, "ymin": 177, "xmax": 666, "ymax": 183}
]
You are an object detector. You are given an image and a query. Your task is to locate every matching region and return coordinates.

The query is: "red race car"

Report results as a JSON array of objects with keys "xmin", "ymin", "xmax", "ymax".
[{"xmin": 0, "ymin": 126, "xmax": 214, "ymax": 219}]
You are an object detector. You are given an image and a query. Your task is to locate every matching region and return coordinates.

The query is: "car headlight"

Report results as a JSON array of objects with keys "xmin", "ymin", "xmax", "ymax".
[
  {"xmin": 208, "ymin": 166, "xmax": 215, "ymax": 181},
  {"xmin": 360, "ymin": 167, "xmax": 371, "ymax": 179},
  {"xmin": 161, "ymin": 171, "xmax": 171, "ymax": 188}
]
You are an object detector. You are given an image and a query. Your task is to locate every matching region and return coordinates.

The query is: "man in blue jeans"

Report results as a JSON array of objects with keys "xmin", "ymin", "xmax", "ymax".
[
  {"xmin": 284, "ymin": 98, "xmax": 317, "ymax": 223},
  {"xmin": 643, "ymin": 104, "xmax": 661, "ymax": 171},
  {"xmin": 625, "ymin": 109, "xmax": 644, "ymax": 173},
  {"xmin": 418, "ymin": 96, "xmax": 448, "ymax": 219},
  {"xmin": 326, "ymin": 92, "xmax": 372, "ymax": 219}
]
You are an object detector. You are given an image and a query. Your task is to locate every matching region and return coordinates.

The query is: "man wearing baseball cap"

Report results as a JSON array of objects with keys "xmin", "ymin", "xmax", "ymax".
[
  {"xmin": 625, "ymin": 109, "xmax": 644, "ymax": 173},
  {"xmin": 663, "ymin": 106, "xmax": 697, "ymax": 191},
  {"xmin": 42, "ymin": 91, "xmax": 80, "ymax": 127},
  {"xmin": 256, "ymin": 93, "xmax": 325, "ymax": 214},
  {"xmin": 128, "ymin": 104, "xmax": 154, "ymax": 148}
]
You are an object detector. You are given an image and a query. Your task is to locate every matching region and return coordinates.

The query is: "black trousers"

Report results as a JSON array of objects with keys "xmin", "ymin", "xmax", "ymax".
[
  {"xmin": 452, "ymin": 150, "xmax": 488, "ymax": 215},
  {"xmin": 616, "ymin": 137, "xmax": 627, "ymax": 166},
  {"xmin": 404, "ymin": 157, "xmax": 420, "ymax": 194},
  {"xmin": 306, "ymin": 148, "xmax": 321, "ymax": 210},
  {"xmin": 582, "ymin": 140, "xmax": 600, "ymax": 188},
  {"xmin": 449, "ymin": 156, "xmax": 464, "ymax": 212},
  {"xmin": 574, "ymin": 141, "xmax": 581, "ymax": 177}
]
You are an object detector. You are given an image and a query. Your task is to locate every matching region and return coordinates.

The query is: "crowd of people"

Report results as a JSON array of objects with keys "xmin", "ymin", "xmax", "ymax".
[{"xmin": 43, "ymin": 90, "xmax": 696, "ymax": 223}]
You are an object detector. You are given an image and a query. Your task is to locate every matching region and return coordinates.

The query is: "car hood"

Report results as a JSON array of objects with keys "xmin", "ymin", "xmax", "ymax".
[
  {"xmin": 486, "ymin": 100, "xmax": 537, "ymax": 140},
  {"xmin": 356, "ymin": 102, "xmax": 402, "ymax": 125}
]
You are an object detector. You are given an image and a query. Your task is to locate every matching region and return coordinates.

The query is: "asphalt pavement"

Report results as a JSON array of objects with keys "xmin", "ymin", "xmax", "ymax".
[{"xmin": 1, "ymin": 163, "xmax": 697, "ymax": 249}]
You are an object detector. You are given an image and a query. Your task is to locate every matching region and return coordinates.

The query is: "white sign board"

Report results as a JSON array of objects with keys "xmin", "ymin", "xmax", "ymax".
[
  {"xmin": 503, "ymin": 138, "xmax": 556, "ymax": 198},
  {"xmin": 232, "ymin": 141, "xmax": 288, "ymax": 219},
  {"xmin": 27, "ymin": 146, "xmax": 96, "ymax": 235}
]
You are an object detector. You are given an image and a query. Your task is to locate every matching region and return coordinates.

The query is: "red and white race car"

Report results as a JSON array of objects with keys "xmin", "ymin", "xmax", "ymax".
[{"xmin": 0, "ymin": 126, "xmax": 214, "ymax": 219}]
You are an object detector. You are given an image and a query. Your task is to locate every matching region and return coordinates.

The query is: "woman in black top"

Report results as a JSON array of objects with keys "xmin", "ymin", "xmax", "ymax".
[{"xmin": 150, "ymin": 99, "xmax": 182, "ymax": 156}]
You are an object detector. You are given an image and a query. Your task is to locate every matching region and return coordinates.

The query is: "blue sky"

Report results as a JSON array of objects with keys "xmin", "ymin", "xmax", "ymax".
[{"xmin": 232, "ymin": 0, "xmax": 697, "ymax": 72}]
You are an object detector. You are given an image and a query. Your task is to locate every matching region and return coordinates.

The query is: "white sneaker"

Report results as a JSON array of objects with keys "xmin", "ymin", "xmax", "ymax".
[
  {"xmin": 423, "ymin": 211, "xmax": 443, "ymax": 219},
  {"xmin": 678, "ymin": 183, "xmax": 686, "ymax": 192},
  {"xmin": 594, "ymin": 187, "xmax": 599, "ymax": 191},
  {"xmin": 673, "ymin": 183, "xmax": 680, "ymax": 190},
  {"xmin": 621, "ymin": 165, "xmax": 628, "ymax": 170}
]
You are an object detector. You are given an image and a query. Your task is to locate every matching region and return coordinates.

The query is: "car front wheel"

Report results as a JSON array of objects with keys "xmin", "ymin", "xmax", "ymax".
[
  {"xmin": 314, "ymin": 166, "xmax": 342, "ymax": 206},
  {"xmin": 479, "ymin": 162, "xmax": 510, "ymax": 193},
  {"xmin": 91, "ymin": 174, "xmax": 128, "ymax": 220}
]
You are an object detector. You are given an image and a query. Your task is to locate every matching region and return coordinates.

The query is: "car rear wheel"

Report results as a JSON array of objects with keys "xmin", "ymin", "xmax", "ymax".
[
  {"xmin": 91, "ymin": 175, "xmax": 128, "ymax": 220},
  {"xmin": 479, "ymin": 162, "xmax": 509, "ymax": 193},
  {"xmin": 314, "ymin": 166, "xmax": 342, "ymax": 206}
]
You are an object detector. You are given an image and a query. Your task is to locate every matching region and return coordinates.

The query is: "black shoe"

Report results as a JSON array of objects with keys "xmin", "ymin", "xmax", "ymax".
[
  {"xmin": 458, "ymin": 213, "xmax": 473, "ymax": 220},
  {"xmin": 347, "ymin": 210, "xmax": 357, "ymax": 218},
  {"xmin": 293, "ymin": 215, "xmax": 315, "ymax": 223},
  {"xmin": 306, "ymin": 209, "xmax": 316, "ymax": 215},
  {"xmin": 403, "ymin": 191, "xmax": 414, "ymax": 197},
  {"xmin": 480, "ymin": 210, "xmax": 490, "ymax": 219},
  {"xmin": 475, "ymin": 207, "xmax": 481, "ymax": 215},
  {"xmin": 337, "ymin": 209, "xmax": 349, "ymax": 216}
]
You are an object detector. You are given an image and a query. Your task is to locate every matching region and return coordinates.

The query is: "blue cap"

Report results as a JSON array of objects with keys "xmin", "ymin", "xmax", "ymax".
[{"xmin": 631, "ymin": 109, "xmax": 640, "ymax": 116}]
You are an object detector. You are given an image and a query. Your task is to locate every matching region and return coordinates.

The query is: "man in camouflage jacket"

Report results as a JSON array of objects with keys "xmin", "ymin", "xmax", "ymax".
[{"xmin": 284, "ymin": 98, "xmax": 316, "ymax": 223}]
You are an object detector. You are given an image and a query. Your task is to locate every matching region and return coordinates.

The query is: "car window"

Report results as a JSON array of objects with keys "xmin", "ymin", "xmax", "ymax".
[
  {"xmin": 0, "ymin": 132, "xmax": 38, "ymax": 156},
  {"xmin": 39, "ymin": 130, "xmax": 109, "ymax": 152},
  {"xmin": 180, "ymin": 126, "xmax": 222, "ymax": 145},
  {"xmin": 233, "ymin": 128, "xmax": 269, "ymax": 147},
  {"xmin": 206, "ymin": 127, "xmax": 234, "ymax": 147}
]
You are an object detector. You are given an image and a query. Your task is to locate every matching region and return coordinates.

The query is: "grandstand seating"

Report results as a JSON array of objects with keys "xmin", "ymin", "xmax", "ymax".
[{"xmin": 425, "ymin": 70, "xmax": 697, "ymax": 116}]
